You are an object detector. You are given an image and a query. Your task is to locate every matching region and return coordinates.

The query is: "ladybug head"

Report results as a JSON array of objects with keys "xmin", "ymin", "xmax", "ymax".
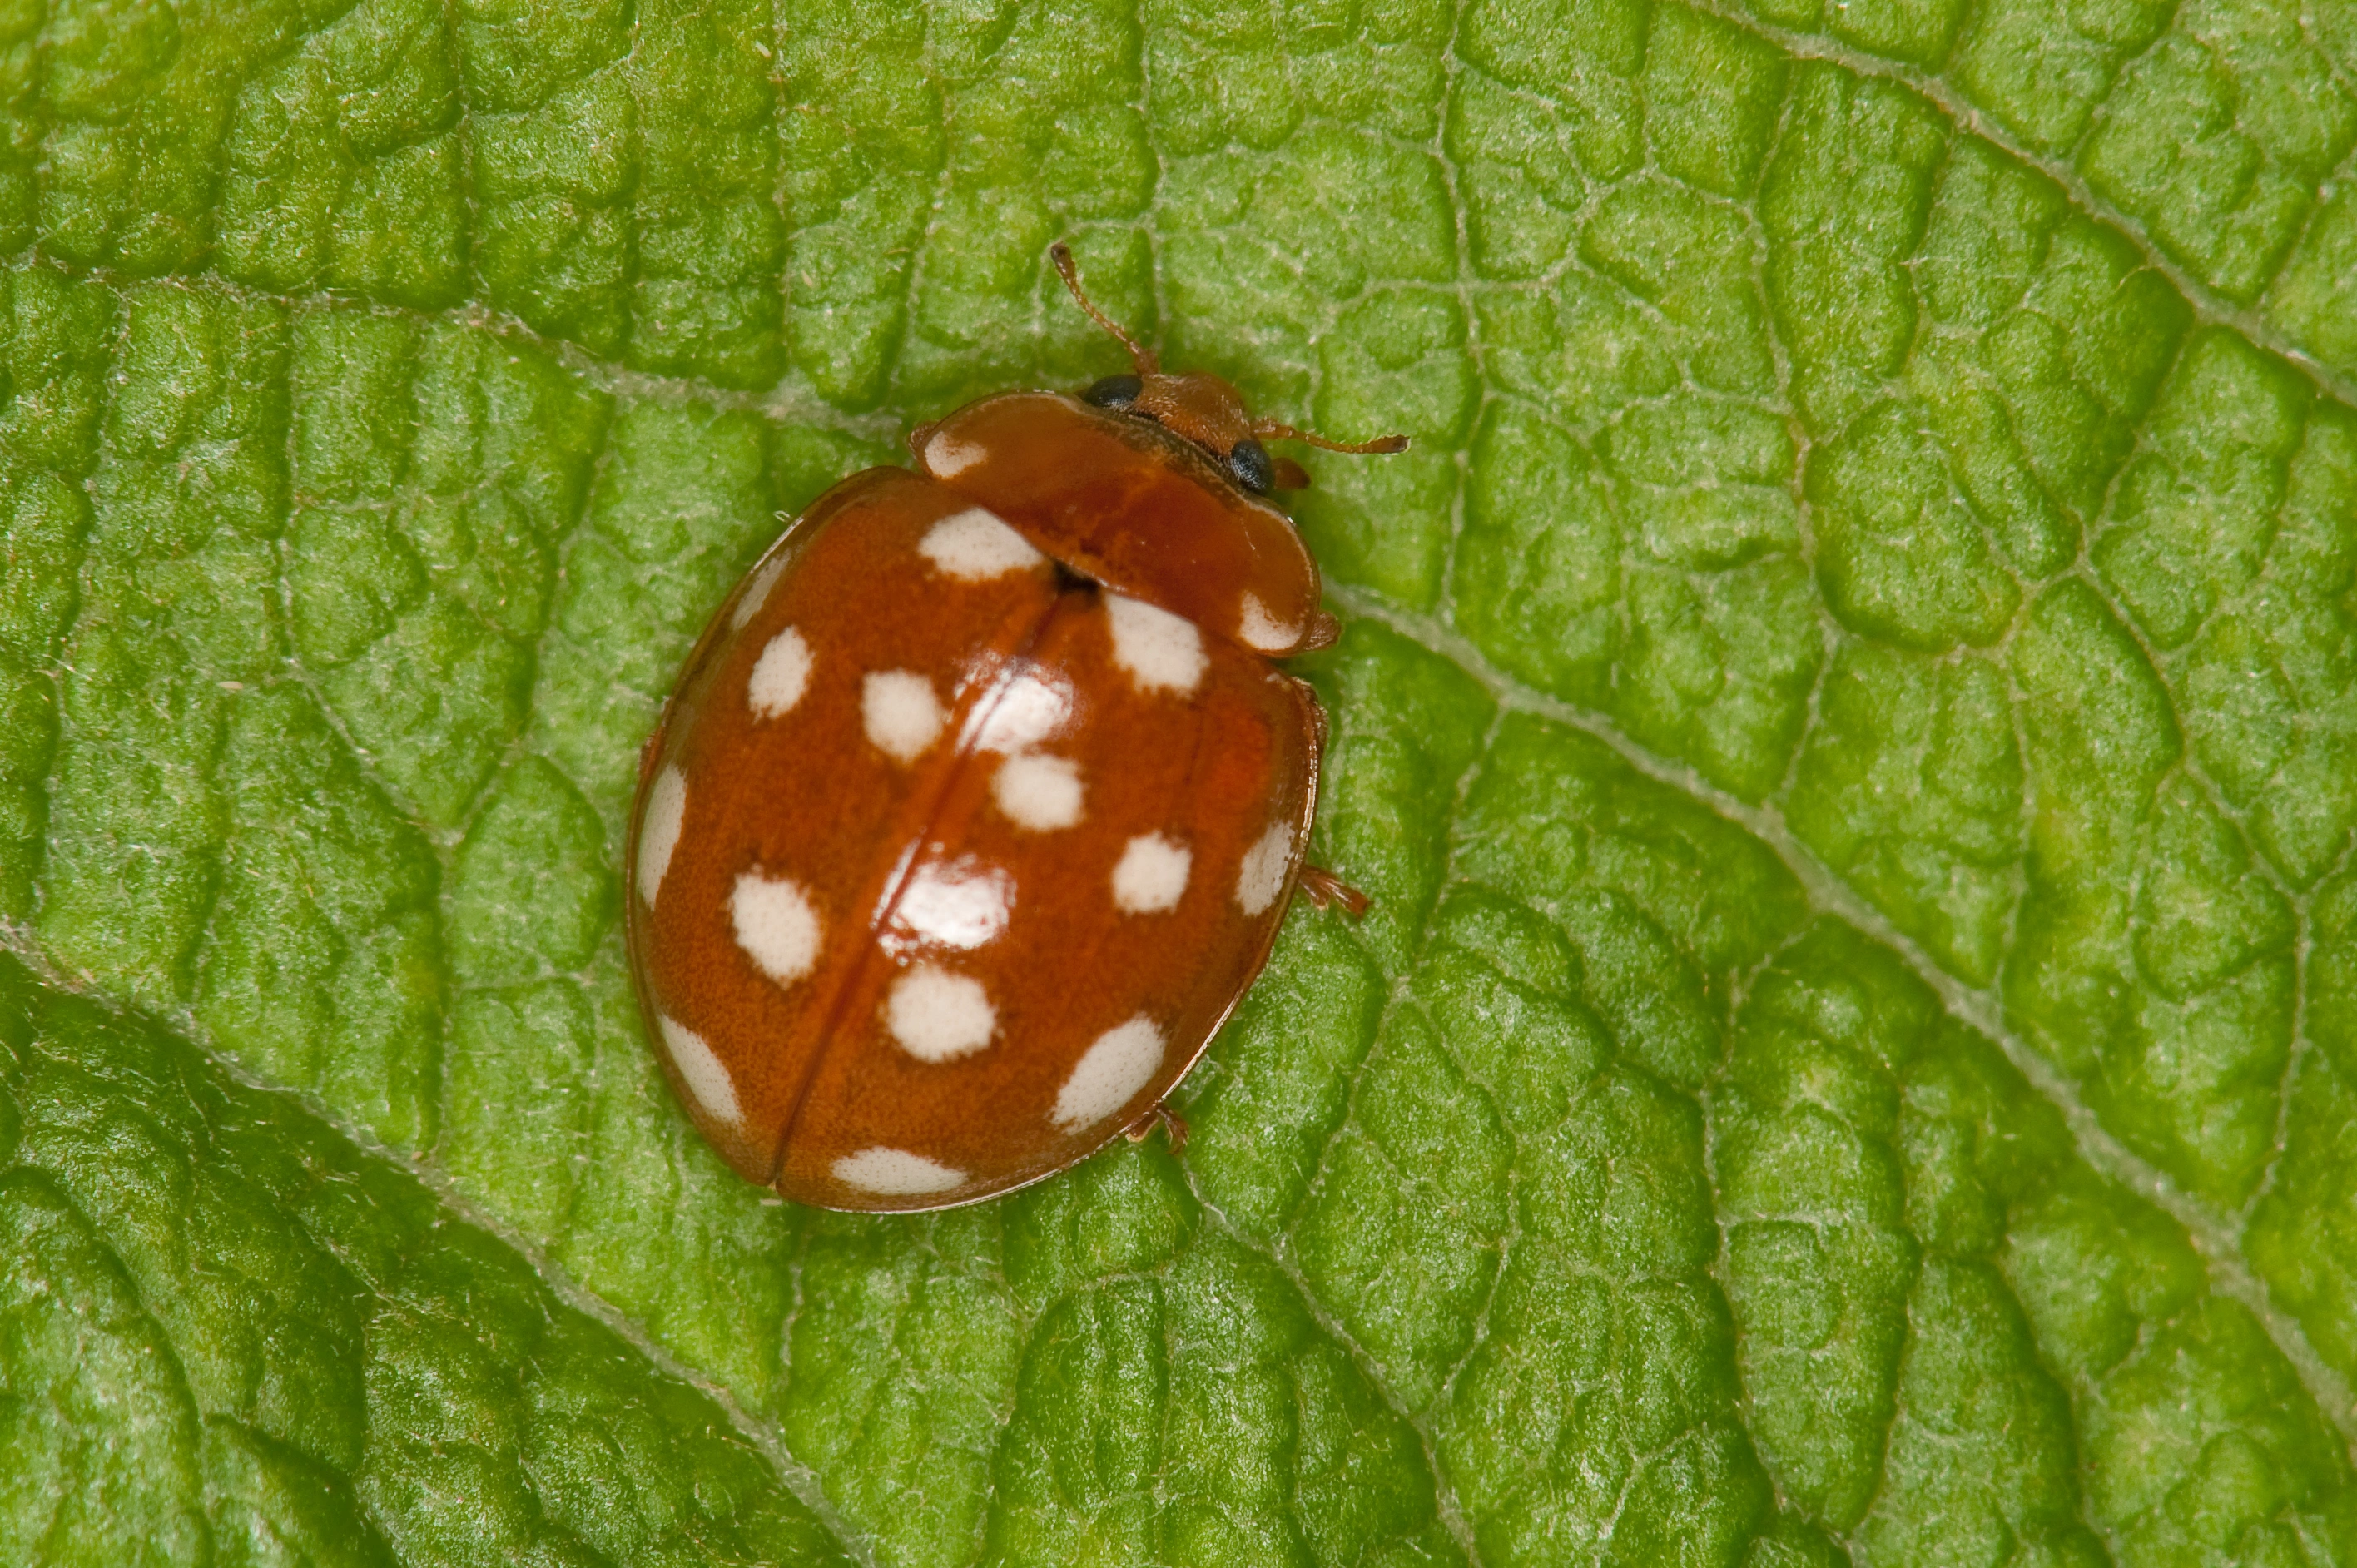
[{"xmin": 1051, "ymin": 242, "xmax": 1407, "ymax": 498}]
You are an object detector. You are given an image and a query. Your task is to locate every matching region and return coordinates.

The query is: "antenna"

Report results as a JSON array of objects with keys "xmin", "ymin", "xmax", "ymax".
[
  {"xmin": 1049, "ymin": 242, "xmax": 1159, "ymax": 376},
  {"xmin": 1253, "ymin": 419, "xmax": 1411, "ymax": 455}
]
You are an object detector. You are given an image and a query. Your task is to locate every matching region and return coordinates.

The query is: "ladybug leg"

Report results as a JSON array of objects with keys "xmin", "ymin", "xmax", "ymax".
[
  {"xmin": 1296, "ymin": 865, "xmax": 1371, "ymax": 919},
  {"xmin": 1124, "ymin": 1100, "xmax": 1190, "ymax": 1154}
]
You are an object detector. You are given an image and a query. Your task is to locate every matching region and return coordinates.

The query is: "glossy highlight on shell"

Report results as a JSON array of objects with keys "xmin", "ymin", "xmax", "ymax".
[{"xmin": 623, "ymin": 245, "xmax": 1406, "ymax": 1212}]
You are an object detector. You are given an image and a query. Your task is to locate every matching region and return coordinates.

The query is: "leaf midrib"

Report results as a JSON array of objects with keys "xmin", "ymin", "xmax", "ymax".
[
  {"xmin": 0, "ymin": 923, "xmax": 886, "ymax": 1567},
  {"xmin": 1675, "ymin": 0, "xmax": 2357, "ymax": 415},
  {"xmin": 1322, "ymin": 578, "xmax": 2357, "ymax": 1460}
]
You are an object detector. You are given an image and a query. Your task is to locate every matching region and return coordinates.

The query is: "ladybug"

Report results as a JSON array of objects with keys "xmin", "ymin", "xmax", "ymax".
[{"xmin": 623, "ymin": 243, "xmax": 1407, "ymax": 1212}]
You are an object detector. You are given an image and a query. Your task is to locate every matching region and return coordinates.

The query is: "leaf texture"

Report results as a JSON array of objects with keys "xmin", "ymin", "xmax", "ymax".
[{"xmin": 3, "ymin": 0, "xmax": 2357, "ymax": 1562}]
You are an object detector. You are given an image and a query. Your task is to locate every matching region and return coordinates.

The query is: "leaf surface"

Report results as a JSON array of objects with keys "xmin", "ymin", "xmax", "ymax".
[{"xmin": 4, "ymin": 0, "xmax": 2357, "ymax": 1562}]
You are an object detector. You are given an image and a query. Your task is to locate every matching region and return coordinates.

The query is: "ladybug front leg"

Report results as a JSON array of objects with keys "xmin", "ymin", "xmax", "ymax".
[
  {"xmin": 1296, "ymin": 865, "xmax": 1370, "ymax": 919},
  {"xmin": 1124, "ymin": 1100, "xmax": 1190, "ymax": 1154}
]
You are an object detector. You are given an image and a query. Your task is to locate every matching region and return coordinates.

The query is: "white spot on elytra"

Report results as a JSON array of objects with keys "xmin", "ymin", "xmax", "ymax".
[
  {"xmin": 834, "ymin": 1146, "xmax": 967, "ymax": 1196},
  {"xmin": 747, "ymin": 626, "xmax": 812, "ymax": 718},
  {"xmin": 1236, "ymin": 821, "xmax": 1293, "ymax": 915},
  {"xmin": 1105, "ymin": 593, "xmax": 1206, "ymax": 695},
  {"xmin": 732, "ymin": 871, "xmax": 822, "ymax": 985},
  {"xmin": 993, "ymin": 753, "xmax": 1084, "ymax": 831},
  {"xmin": 863, "ymin": 670, "xmax": 946, "ymax": 762},
  {"xmin": 926, "ymin": 434, "xmax": 985, "ymax": 478},
  {"xmin": 974, "ymin": 668, "xmax": 1070, "ymax": 752},
  {"xmin": 637, "ymin": 766, "xmax": 687, "ymax": 909},
  {"xmin": 658, "ymin": 1015, "xmax": 740, "ymax": 1125},
  {"xmin": 1053, "ymin": 1016, "xmax": 1166, "ymax": 1131},
  {"xmin": 730, "ymin": 553, "xmax": 789, "ymax": 631},
  {"xmin": 920, "ymin": 508, "xmax": 1044, "ymax": 579},
  {"xmin": 891, "ymin": 856, "xmax": 1013, "ymax": 950},
  {"xmin": 1112, "ymin": 833, "xmax": 1191, "ymax": 914},
  {"xmin": 886, "ymin": 964, "xmax": 997, "ymax": 1062},
  {"xmin": 1238, "ymin": 592, "xmax": 1298, "ymax": 653}
]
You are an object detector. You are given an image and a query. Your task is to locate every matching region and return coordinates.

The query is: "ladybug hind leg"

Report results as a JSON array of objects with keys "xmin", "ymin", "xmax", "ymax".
[
  {"xmin": 1296, "ymin": 864, "xmax": 1371, "ymax": 919},
  {"xmin": 1124, "ymin": 1100, "xmax": 1190, "ymax": 1154}
]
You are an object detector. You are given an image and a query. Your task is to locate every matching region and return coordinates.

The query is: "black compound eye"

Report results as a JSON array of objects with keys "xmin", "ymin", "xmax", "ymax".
[
  {"xmin": 1083, "ymin": 374, "xmax": 1143, "ymax": 409},
  {"xmin": 1226, "ymin": 437, "xmax": 1273, "ymax": 495}
]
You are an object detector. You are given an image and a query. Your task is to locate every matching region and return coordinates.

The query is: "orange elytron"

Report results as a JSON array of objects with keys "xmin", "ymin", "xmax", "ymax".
[{"xmin": 623, "ymin": 244, "xmax": 1407, "ymax": 1211}]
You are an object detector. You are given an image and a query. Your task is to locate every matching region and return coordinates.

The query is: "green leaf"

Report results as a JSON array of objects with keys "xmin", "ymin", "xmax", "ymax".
[{"xmin": 5, "ymin": 0, "xmax": 2357, "ymax": 1562}]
